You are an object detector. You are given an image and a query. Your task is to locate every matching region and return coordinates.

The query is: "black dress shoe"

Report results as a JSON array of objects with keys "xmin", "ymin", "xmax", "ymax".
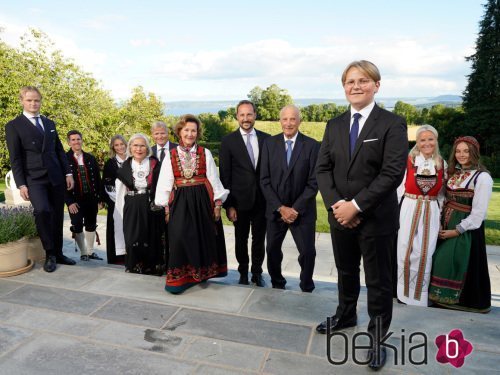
[
  {"xmin": 367, "ymin": 346, "xmax": 386, "ymax": 371},
  {"xmin": 88, "ymin": 253, "xmax": 103, "ymax": 260},
  {"xmin": 251, "ymin": 274, "xmax": 265, "ymax": 287},
  {"xmin": 316, "ymin": 315, "xmax": 357, "ymax": 334},
  {"xmin": 272, "ymin": 284, "xmax": 286, "ymax": 290},
  {"xmin": 43, "ymin": 256, "xmax": 57, "ymax": 273},
  {"xmin": 56, "ymin": 255, "xmax": 76, "ymax": 265},
  {"xmin": 80, "ymin": 255, "xmax": 90, "ymax": 261},
  {"xmin": 238, "ymin": 275, "xmax": 249, "ymax": 285}
]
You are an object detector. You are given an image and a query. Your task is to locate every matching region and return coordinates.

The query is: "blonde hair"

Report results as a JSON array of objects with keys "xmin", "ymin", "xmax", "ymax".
[
  {"xmin": 341, "ymin": 60, "xmax": 381, "ymax": 85},
  {"xmin": 409, "ymin": 124, "xmax": 443, "ymax": 170}
]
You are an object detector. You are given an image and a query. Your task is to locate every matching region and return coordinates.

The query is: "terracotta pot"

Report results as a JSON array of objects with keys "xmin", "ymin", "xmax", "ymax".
[
  {"xmin": 26, "ymin": 237, "xmax": 45, "ymax": 262},
  {"xmin": 0, "ymin": 236, "xmax": 35, "ymax": 276}
]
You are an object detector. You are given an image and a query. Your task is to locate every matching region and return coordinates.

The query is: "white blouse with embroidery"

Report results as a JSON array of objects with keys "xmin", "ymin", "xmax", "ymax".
[
  {"xmin": 154, "ymin": 145, "xmax": 229, "ymax": 206},
  {"xmin": 447, "ymin": 170, "xmax": 493, "ymax": 232}
]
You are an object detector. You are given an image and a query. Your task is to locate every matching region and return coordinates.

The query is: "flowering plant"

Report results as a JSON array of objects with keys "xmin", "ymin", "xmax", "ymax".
[{"xmin": 0, "ymin": 207, "xmax": 37, "ymax": 244}]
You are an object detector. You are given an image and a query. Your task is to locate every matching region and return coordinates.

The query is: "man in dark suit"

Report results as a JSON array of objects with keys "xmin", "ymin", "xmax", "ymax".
[
  {"xmin": 315, "ymin": 61, "xmax": 408, "ymax": 370},
  {"xmin": 150, "ymin": 120, "xmax": 177, "ymax": 272},
  {"xmin": 5, "ymin": 86, "xmax": 76, "ymax": 272},
  {"xmin": 219, "ymin": 100, "xmax": 270, "ymax": 286},
  {"xmin": 260, "ymin": 105, "xmax": 319, "ymax": 292},
  {"xmin": 151, "ymin": 121, "xmax": 177, "ymax": 162}
]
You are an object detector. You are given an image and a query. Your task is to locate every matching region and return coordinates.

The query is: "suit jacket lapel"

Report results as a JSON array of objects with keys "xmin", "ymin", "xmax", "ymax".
[
  {"xmin": 41, "ymin": 116, "xmax": 52, "ymax": 153},
  {"xmin": 20, "ymin": 115, "xmax": 44, "ymax": 150},
  {"xmin": 285, "ymin": 132, "xmax": 302, "ymax": 175},
  {"xmin": 349, "ymin": 105, "xmax": 380, "ymax": 166},
  {"xmin": 255, "ymin": 130, "xmax": 265, "ymax": 169},
  {"xmin": 339, "ymin": 112, "xmax": 351, "ymax": 163}
]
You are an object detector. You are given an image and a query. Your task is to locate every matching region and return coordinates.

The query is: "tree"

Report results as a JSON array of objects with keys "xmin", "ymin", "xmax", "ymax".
[
  {"xmin": 118, "ymin": 86, "xmax": 167, "ymax": 136},
  {"xmin": 462, "ymin": 0, "xmax": 500, "ymax": 169},
  {"xmin": 247, "ymin": 84, "xmax": 293, "ymax": 120},
  {"xmin": 0, "ymin": 29, "xmax": 118, "ymax": 170},
  {"xmin": 393, "ymin": 101, "xmax": 420, "ymax": 125}
]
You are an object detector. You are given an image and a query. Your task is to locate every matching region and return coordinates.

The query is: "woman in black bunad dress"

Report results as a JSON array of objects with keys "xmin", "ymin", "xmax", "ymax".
[
  {"xmin": 114, "ymin": 133, "xmax": 164, "ymax": 275},
  {"xmin": 101, "ymin": 134, "xmax": 127, "ymax": 264},
  {"xmin": 155, "ymin": 114, "xmax": 229, "ymax": 293}
]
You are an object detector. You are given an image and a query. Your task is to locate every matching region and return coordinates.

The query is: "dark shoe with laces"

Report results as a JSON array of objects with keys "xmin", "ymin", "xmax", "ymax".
[
  {"xmin": 251, "ymin": 274, "xmax": 265, "ymax": 287},
  {"xmin": 316, "ymin": 315, "xmax": 357, "ymax": 334},
  {"xmin": 43, "ymin": 256, "xmax": 57, "ymax": 272},
  {"xmin": 56, "ymin": 255, "xmax": 76, "ymax": 265}
]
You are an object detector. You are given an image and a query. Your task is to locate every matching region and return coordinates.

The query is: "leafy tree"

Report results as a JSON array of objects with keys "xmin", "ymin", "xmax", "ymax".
[
  {"xmin": 247, "ymin": 84, "xmax": 293, "ymax": 120},
  {"xmin": 462, "ymin": 0, "xmax": 500, "ymax": 172},
  {"xmin": 0, "ymin": 29, "xmax": 118, "ymax": 170},
  {"xmin": 118, "ymin": 86, "xmax": 167, "ymax": 136},
  {"xmin": 393, "ymin": 101, "xmax": 420, "ymax": 125}
]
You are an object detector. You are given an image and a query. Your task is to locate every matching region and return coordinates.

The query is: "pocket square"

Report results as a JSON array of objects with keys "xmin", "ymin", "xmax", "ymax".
[
  {"xmin": 363, "ymin": 138, "xmax": 378, "ymax": 143},
  {"xmin": 51, "ymin": 129, "xmax": 55, "ymax": 132}
]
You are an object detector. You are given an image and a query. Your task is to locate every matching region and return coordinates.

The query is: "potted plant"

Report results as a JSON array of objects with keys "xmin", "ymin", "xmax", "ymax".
[{"xmin": 0, "ymin": 206, "xmax": 38, "ymax": 277}]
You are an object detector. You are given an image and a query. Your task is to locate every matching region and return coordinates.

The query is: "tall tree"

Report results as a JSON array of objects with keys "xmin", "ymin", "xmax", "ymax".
[
  {"xmin": 247, "ymin": 84, "xmax": 293, "ymax": 120},
  {"xmin": 462, "ymin": 0, "xmax": 500, "ymax": 162}
]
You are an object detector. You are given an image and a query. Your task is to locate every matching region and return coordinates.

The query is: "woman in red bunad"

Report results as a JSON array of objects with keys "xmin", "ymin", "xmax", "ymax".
[
  {"xmin": 155, "ymin": 114, "xmax": 229, "ymax": 294},
  {"xmin": 396, "ymin": 125, "xmax": 446, "ymax": 306},
  {"xmin": 429, "ymin": 136, "xmax": 493, "ymax": 313}
]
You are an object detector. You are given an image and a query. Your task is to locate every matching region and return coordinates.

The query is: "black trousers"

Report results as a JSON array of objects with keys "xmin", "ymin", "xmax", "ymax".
[
  {"xmin": 234, "ymin": 206, "xmax": 266, "ymax": 275},
  {"xmin": 331, "ymin": 227, "xmax": 395, "ymax": 338},
  {"xmin": 29, "ymin": 182, "xmax": 66, "ymax": 257},
  {"xmin": 69, "ymin": 197, "xmax": 98, "ymax": 233},
  {"xmin": 266, "ymin": 219, "xmax": 316, "ymax": 292}
]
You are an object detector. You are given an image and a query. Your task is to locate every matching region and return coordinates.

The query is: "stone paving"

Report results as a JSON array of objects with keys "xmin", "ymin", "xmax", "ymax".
[{"xmin": 0, "ymin": 214, "xmax": 499, "ymax": 374}]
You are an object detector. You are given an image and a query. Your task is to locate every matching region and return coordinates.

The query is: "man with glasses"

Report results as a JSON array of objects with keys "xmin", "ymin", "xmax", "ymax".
[{"xmin": 315, "ymin": 61, "xmax": 408, "ymax": 370}]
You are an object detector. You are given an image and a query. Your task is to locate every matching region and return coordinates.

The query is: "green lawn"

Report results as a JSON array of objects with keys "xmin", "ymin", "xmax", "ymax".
[{"xmin": 1, "ymin": 178, "xmax": 499, "ymax": 245}]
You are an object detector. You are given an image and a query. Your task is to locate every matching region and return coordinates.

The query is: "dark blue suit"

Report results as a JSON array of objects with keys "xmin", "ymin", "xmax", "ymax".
[
  {"xmin": 260, "ymin": 132, "xmax": 319, "ymax": 291},
  {"xmin": 5, "ymin": 114, "xmax": 70, "ymax": 257}
]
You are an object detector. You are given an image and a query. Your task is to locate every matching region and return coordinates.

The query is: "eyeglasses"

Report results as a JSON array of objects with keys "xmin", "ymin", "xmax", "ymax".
[{"xmin": 344, "ymin": 78, "xmax": 374, "ymax": 88}]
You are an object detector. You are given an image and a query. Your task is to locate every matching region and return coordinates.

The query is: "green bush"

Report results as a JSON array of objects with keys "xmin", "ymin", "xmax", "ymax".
[{"xmin": 0, "ymin": 207, "xmax": 37, "ymax": 244}]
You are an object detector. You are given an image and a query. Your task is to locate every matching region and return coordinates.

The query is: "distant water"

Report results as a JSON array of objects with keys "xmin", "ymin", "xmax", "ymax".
[{"xmin": 164, "ymin": 96, "xmax": 462, "ymax": 116}]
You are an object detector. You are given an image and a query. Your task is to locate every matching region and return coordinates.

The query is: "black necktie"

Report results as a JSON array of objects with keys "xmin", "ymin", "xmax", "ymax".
[
  {"xmin": 159, "ymin": 147, "xmax": 165, "ymax": 162},
  {"xmin": 34, "ymin": 117, "xmax": 45, "ymax": 135}
]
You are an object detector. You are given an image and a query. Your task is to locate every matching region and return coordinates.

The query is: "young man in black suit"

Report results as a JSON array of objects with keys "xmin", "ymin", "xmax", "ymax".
[
  {"xmin": 260, "ymin": 105, "xmax": 319, "ymax": 292},
  {"xmin": 219, "ymin": 100, "xmax": 269, "ymax": 286},
  {"xmin": 5, "ymin": 86, "xmax": 76, "ymax": 272},
  {"xmin": 315, "ymin": 61, "xmax": 408, "ymax": 370}
]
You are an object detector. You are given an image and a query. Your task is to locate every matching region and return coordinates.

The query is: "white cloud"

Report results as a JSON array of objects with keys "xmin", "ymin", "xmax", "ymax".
[{"xmin": 130, "ymin": 38, "xmax": 166, "ymax": 48}]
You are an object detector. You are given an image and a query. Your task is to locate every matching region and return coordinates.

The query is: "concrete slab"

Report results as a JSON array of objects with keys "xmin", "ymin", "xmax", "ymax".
[
  {"xmin": 0, "ymin": 279, "xmax": 24, "ymax": 297},
  {"xmin": 193, "ymin": 364, "xmax": 257, "ymax": 374},
  {"xmin": 164, "ymin": 308, "xmax": 311, "ymax": 353},
  {"xmin": 10, "ymin": 261, "xmax": 104, "ymax": 290},
  {"xmin": 183, "ymin": 337, "xmax": 267, "ymax": 371},
  {"xmin": 91, "ymin": 297, "xmax": 179, "ymax": 329},
  {"xmin": 239, "ymin": 287, "xmax": 336, "ymax": 325},
  {"xmin": 0, "ymin": 333, "xmax": 197, "ymax": 374},
  {"xmin": 0, "ymin": 324, "xmax": 33, "ymax": 355},
  {"xmin": 0, "ymin": 284, "xmax": 110, "ymax": 315},
  {"xmin": 0, "ymin": 302, "xmax": 103, "ymax": 337},
  {"xmin": 90, "ymin": 321, "xmax": 189, "ymax": 356},
  {"xmin": 82, "ymin": 269, "xmax": 252, "ymax": 313}
]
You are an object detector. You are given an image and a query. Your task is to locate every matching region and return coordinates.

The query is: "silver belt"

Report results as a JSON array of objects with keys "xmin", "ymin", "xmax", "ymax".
[{"xmin": 126, "ymin": 189, "xmax": 149, "ymax": 196}]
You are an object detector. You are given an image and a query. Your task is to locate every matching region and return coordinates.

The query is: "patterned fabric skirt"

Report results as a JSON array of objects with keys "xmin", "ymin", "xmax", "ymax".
[{"xmin": 166, "ymin": 184, "xmax": 227, "ymax": 293}]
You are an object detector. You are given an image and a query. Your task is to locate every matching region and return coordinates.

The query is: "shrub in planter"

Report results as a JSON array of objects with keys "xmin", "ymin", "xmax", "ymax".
[{"xmin": 0, "ymin": 206, "xmax": 38, "ymax": 275}]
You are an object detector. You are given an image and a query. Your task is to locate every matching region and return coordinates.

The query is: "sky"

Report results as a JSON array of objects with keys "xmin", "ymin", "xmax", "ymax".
[{"xmin": 0, "ymin": 0, "xmax": 486, "ymax": 102}]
